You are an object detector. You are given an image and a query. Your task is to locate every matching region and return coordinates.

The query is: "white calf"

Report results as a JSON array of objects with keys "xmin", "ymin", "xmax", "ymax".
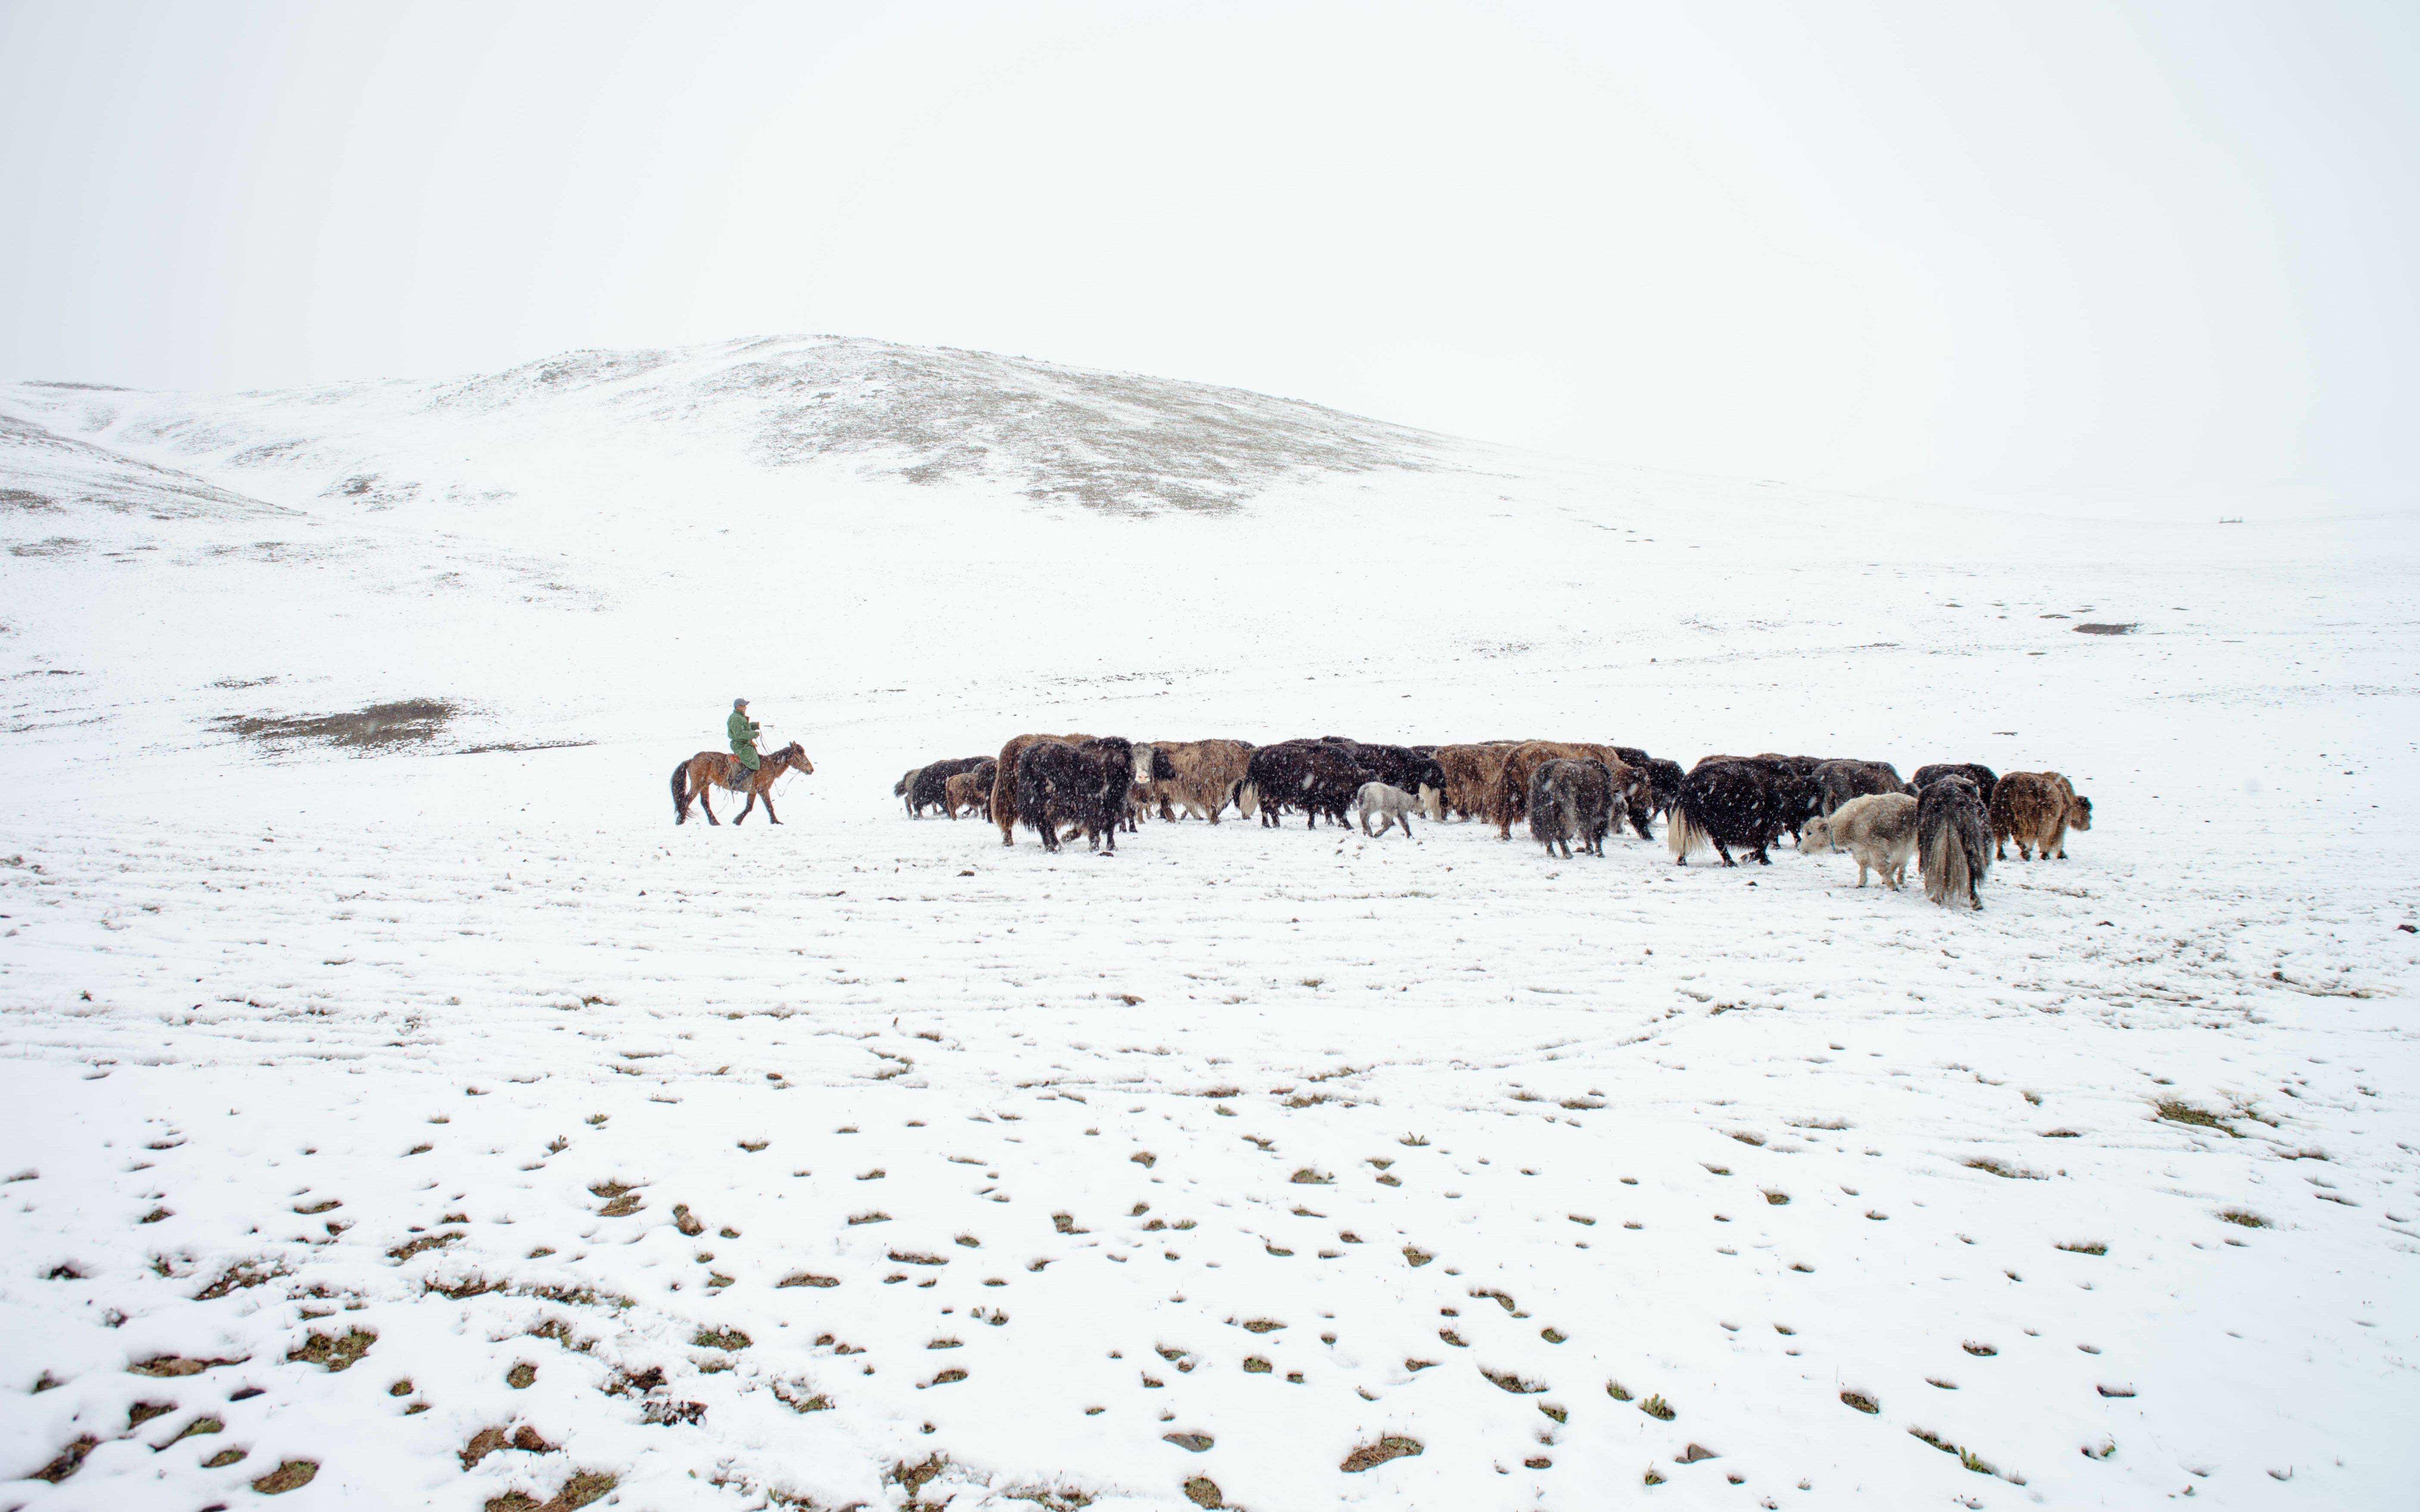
[
  {"xmin": 1355, "ymin": 781, "xmax": 1420, "ymax": 838},
  {"xmin": 1797, "ymin": 792, "xmax": 1918, "ymax": 889}
]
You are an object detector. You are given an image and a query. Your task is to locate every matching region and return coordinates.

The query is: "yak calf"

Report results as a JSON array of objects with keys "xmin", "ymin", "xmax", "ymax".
[{"xmin": 1799, "ymin": 792, "xmax": 1918, "ymax": 889}]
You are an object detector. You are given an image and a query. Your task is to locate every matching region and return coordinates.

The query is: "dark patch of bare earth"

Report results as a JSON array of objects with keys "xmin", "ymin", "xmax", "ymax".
[{"xmin": 213, "ymin": 699, "xmax": 462, "ymax": 753}]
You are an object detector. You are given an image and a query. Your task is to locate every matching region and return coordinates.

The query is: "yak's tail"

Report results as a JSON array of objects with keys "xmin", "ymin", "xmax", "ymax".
[
  {"xmin": 1924, "ymin": 821, "xmax": 1971, "ymax": 908},
  {"xmin": 1961, "ymin": 818, "xmax": 1992, "ymax": 906},
  {"xmin": 1237, "ymin": 781, "xmax": 1260, "ymax": 819},
  {"xmin": 1667, "ymin": 792, "xmax": 1711, "ymax": 861},
  {"xmin": 670, "ymin": 761, "xmax": 691, "ymax": 824}
]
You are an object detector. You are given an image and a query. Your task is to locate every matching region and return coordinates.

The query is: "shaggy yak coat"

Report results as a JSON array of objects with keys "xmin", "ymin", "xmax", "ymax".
[
  {"xmin": 1798, "ymin": 791, "xmax": 1919, "ymax": 888},
  {"xmin": 1668, "ymin": 759, "xmax": 1794, "ymax": 866},
  {"xmin": 1644, "ymin": 757, "xmax": 1687, "ymax": 819},
  {"xmin": 943, "ymin": 762, "xmax": 996, "ymax": 820},
  {"xmin": 1017, "ymin": 736, "xmax": 1140, "ymax": 854},
  {"xmin": 1694, "ymin": 754, "xmax": 1825, "ymax": 839},
  {"xmin": 1244, "ymin": 741, "xmax": 1373, "ymax": 828},
  {"xmin": 893, "ymin": 767, "xmax": 924, "ymax": 816},
  {"xmin": 1918, "ymin": 775, "xmax": 1993, "ymax": 909},
  {"xmin": 1989, "ymin": 771, "xmax": 2092, "ymax": 860},
  {"xmin": 1141, "ymin": 739, "xmax": 1255, "ymax": 822},
  {"xmin": 1491, "ymin": 742, "xmax": 1651, "ymax": 840},
  {"xmin": 1912, "ymin": 763, "xmax": 1998, "ymax": 801},
  {"xmin": 1433, "ymin": 743, "xmax": 1521, "ymax": 821},
  {"xmin": 1331, "ymin": 744, "xmax": 1447, "ymax": 816},
  {"xmin": 1812, "ymin": 759, "xmax": 1914, "ymax": 817},
  {"xmin": 1528, "ymin": 758, "xmax": 1616, "ymax": 858},
  {"xmin": 908, "ymin": 756, "xmax": 989, "ymax": 817},
  {"xmin": 991, "ymin": 733, "xmax": 1092, "ymax": 845}
]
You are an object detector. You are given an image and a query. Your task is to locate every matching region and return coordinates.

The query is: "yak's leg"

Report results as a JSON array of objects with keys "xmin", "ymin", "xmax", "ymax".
[
  {"xmin": 1713, "ymin": 839, "xmax": 1735, "ymax": 867},
  {"xmin": 1398, "ymin": 813, "xmax": 1412, "ymax": 838},
  {"xmin": 1855, "ymin": 860, "xmax": 1868, "ymax": 887}
]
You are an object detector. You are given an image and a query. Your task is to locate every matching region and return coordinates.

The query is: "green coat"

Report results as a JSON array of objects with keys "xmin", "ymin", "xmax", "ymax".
[{"xmin": 728, "ymin": 709, "xmax": 762, "ymax": 771}]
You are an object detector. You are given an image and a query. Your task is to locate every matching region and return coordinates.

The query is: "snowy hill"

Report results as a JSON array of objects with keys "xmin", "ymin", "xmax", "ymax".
[{"xmin": 2, "ymin": 339, "xmax": 2417, "ymax": 1510}]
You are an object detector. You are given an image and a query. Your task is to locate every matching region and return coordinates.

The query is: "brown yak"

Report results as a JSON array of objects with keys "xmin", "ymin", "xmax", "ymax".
[
  {"xmin": 1148, "ymin": 739, "xmax": 1256, "ymax": 822},
  {"xmin": 1432, "ymin": 743, "xmax": 1521, "ymax": 821},
  {"xmin": 1989, "ymin": 771, "xmax": 2093, "ymax": 860},
  {"xmin": 1490, "ymin": 741, "xmax": 1650, "ymax": 840}
]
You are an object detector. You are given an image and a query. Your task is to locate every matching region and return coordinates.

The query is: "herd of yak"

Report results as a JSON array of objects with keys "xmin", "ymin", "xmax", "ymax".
[{"xmin": 892, "ymin": 736, "xmax": 2093, "ymax": 911}]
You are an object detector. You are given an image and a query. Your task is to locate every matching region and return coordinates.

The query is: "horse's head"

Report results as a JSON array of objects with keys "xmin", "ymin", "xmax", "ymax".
[{"xmin": 778, "ymin": 742, "xmax": 814, "ymax": 775}]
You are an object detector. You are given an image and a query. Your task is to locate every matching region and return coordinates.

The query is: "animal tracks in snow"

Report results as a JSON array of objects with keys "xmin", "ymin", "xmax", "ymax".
[{"xmin": 2, "ymin": 802, "xmax": 2414, "ymax": 1508}]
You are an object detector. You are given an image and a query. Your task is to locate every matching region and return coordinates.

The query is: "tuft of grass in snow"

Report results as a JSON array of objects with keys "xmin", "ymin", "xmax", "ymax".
[
  {"xmin": 250, "ymin": 1459, "xmax": 319, "ymax": 1494},
  {"xmin": 2058, "ymin": 1240, "xmax": 2108, "ymax": 1256},
  {"xmin": 1640, "ymin": 1393, "xmax": 1675, "ymax": 1420},
  {"xmin": 288, "ymin": 1328, "xmax": 375, "ymax": 1372},
  {"xmin": 1964, "ymin": 1157, "xmax": 2042, "ymax": 1179},
  {"xmin": 1340, "ymin": 1437, "xmax": 1422, "ymax": 1472},
  {"xmin": 2218, "ymin": 1208, "xmax": 2270, "ymax": 1228},
  {"xmin": 2155, "ymin": 1100, "xmax": 2239, "ymax": 1136}
]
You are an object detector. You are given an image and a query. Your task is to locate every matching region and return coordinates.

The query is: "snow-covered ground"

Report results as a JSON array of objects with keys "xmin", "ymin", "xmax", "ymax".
[{"xmin": 3, "ymin": 336, "xmax": 2416, "ymax": 1510}]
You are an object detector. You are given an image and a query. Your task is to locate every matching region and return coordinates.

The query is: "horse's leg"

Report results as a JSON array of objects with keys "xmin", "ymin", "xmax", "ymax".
[
  {"xmin": 733, "ymin": 785, "xmax": 756, "ymax": 824},
  {"xmin": 762, "ymin": 790, "xmax": 780, "ymax": 824},
  {"xmin": 700, "ymin": 787, "xmax": 719, "ymax": 824}
]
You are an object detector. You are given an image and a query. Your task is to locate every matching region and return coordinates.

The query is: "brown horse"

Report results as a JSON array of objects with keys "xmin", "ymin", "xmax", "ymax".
[{"xmin": 671, "ymin": 741, "xmax": 815, "ymax": 825}]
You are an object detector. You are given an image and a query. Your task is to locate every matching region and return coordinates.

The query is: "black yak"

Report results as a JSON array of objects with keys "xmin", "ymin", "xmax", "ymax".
[
  {"xmin": 992, "ymin": 733, "xmax": 1091, "ymax": 845},
  {"xmin": 1017, "ymin": 736, "xmax": 1145, "ymax": 854},
  {"xmin": 1668, "ymin": 759, "xmax": 1793, "ymax": 866},
  {"xmin": 1243, "ymin": 741, "xmax": 1372, "ymax": 828},
  {"xmin": 1644, "ymin": 758, "xmax": 1687, "ymax": 820},
  {"xmin": 1918, "ymin": 775, "xmax": 1992, "ymax": 909},
  {"xmin": 1528, "ymin": 758, "xmax": 1615, "ymax": 858},
  {"xmin": 1912, "ymin": 762, "xmax": 1997, "ymax": 799},
  {"xmin": 1812, "ymin": 759, "xmax": 1912, "ymax": 817},
  {"xmin": 1693, "ymin": 754, "xmax": 1825, "ymax": 838},
  {"xmin": 908, "ymin": 756, "xmax": 989, "ymax": 817}
]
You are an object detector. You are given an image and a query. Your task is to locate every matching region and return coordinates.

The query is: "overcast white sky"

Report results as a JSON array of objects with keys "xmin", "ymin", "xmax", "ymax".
[{"xmin": 2, "ymin": 0, "xmax": 2412, "ymax": 513}]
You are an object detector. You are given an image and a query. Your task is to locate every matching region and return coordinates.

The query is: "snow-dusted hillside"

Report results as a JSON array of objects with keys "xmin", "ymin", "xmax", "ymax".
[{"xmin": 2, "ymin": 338, "xmax": 2416, "ymax": 1511}]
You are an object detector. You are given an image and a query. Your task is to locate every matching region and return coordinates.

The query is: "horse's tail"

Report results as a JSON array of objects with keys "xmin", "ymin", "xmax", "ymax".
[{"xmin": 671, "ymin": 760, "xmax": 691, "ymax": 824}]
